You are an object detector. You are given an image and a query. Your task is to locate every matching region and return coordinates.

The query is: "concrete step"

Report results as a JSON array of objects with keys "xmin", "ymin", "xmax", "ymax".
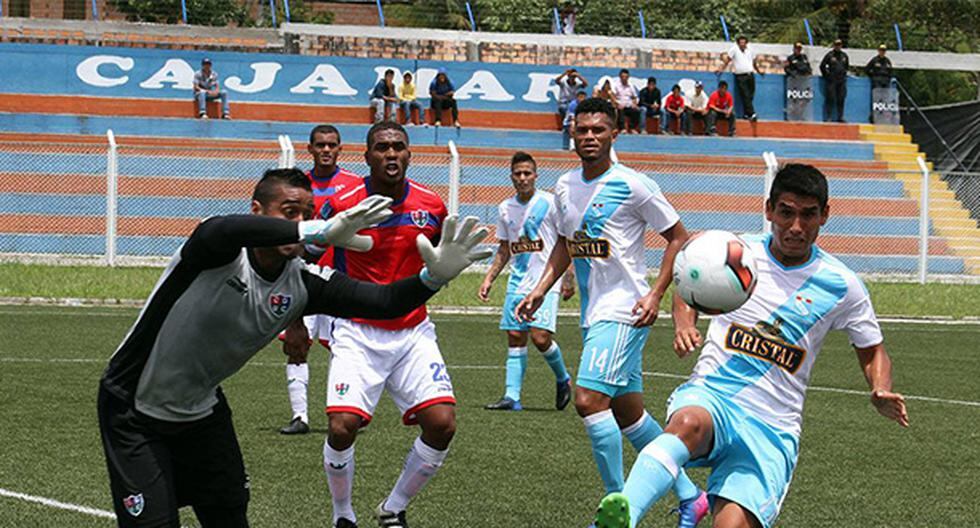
[
  {"xmin": 860, "ymin": 123, "xmax": 905, "ymax": 134},
  {"xmin": 861, "ymin": 132, "xmax": 912, "ymax": 143}
]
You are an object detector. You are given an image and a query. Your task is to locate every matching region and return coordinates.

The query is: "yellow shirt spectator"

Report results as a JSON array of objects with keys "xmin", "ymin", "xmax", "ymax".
[{"xmin": 399, "ymin": 81, "xmax": 417, "ymax": 102}]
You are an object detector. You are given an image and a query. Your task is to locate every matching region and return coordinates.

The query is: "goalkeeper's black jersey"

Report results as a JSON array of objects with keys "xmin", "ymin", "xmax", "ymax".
[{"xmin": 100, "ymin": 215, "xmax": 436, "ymax": 422}]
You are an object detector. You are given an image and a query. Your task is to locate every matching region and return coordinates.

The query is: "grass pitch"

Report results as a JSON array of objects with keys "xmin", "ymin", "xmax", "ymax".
[{"xmin": 0, "ymin": 305, "xmax": 978, "ymax": 527}]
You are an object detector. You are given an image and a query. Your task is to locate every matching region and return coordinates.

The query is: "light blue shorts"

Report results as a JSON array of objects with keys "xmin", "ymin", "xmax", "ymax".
[
  {"xmin": 576, "ymin": 320, "xmax": 650, "ymax": 398},
  {"xmin": 499, "ymin": 292, "xmax": 559, "ymax": 334},
  {"xmin": 667, "ymin": 383, "xmax": 800, "ymax": 528}
]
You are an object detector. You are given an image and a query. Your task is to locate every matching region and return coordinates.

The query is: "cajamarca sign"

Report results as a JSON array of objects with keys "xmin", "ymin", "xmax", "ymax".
[{"xmin": 0, "ymin": 43, "xmax": 869, "ymax": 120}]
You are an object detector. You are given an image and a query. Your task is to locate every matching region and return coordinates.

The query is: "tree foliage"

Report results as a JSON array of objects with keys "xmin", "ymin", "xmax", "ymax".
[{"xmin": 110, "ymin": 0, "xmax": 250, "ymax": 26}]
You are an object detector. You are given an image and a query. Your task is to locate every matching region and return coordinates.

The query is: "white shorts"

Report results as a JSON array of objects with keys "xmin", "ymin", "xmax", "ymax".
[{"xmin": 326, "ymin": 318, "xmax": 455, "ymax": 426}]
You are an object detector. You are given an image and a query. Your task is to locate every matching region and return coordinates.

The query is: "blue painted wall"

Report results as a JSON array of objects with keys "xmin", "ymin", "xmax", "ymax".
[{"xmin": 0, "ymin": 43, "xmax": 872, "ymax": 123}]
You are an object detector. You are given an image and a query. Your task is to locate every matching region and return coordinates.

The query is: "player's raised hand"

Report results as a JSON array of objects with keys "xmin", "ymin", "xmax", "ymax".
[
  {"xmin": 673, "ymin": 326, "xmax": 702, "ymax": 358},
  {"xmin": 871, "ymin": 389, "xmax": 910, "ymax": 428},
  {"xmin": 417, "ymin": 215, "xmax": 493, "ymax": 286},
  {"xmin": 298, "ymin": 195, "xmax": 393, "ymax": 252}
]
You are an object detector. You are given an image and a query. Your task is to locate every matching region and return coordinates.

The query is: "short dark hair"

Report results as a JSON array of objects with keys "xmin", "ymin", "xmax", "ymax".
[
  {"xmin": 309, "ymin": 124, "xmax": 340, "ymax": 144},
  {"xmin": 384, "ymin": 69, "xmax": 395, "ymax": 77},
  {"xmin": 671, "ymin": 84, "xmax": 681, "ymax": 91},
  {"xmin": 366, "ymin": 121, "xmax": 409, "ymax": 149},
  {"xmin": 252, "ymin": 168, "xmax": 311, "ymax": 206},
  {"xmin": 619, "ymin": 68, "xmax": 630, "ymax": 76},
  {"xmin": 510, "ymin": 151, "xmax": 536, "ymax": 171},
  {"xmin": 737, "ymin": 35, "xmax": 748, "ymax": 43},
  {"xmin": 647, "ymin": 76, "xmax": 656, "ymax": 84},
  {"xmin": 769, "ymin": 164, "xmax": 828, "ymax": 210},
  {"xmin": 718, "ymin": 80, "xmax": 728, "ymax": 88},
  {"xmin": 574, "ymin": 97, "xmax": 617, "ymax": 124}
]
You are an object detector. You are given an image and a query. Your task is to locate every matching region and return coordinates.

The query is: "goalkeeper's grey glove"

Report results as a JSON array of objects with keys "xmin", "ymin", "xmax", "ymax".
[
  {"xmin": 417, "ymin": 215, "xmax": 493, "ymax": 289},
  {"xmin": 298, "ymin": 195, "xmax": 393, "ymax": 252}
]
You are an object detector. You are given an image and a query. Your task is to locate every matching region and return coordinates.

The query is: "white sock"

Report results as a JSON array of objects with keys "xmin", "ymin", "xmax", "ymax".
[
  {"xmin": 323, "ymin": 440, "xmax": 356, "ymax": 523},
  {"xmin": 286, "ymin": 363, "xmax": 309, "ymax": 423},
  {"xmin": 383, "ymin": 437, "xmax": 449, "ymax": 513}
]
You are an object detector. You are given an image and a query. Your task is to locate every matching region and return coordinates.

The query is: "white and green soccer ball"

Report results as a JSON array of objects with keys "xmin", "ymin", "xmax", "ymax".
[{"xmin": 672, "ymin": 230, "xmax": 758, "ymax": 315}]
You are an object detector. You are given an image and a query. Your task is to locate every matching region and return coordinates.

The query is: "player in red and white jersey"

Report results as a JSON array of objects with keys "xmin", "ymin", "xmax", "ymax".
[
  {"xmin": 279, "ymin": 125, "xmax": 363, "ymax": 436},
  {"xmin": 319, "ymin": 122, "xmax": 484, "ymax": 528}
]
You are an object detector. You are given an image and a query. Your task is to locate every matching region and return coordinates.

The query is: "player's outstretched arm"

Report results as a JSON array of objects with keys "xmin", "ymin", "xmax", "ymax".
[
  {"xmin": 856, "ymin": 343, "xmax": 910, "ymax": 428},
  {"xmin": 303, "ymin": 270, "xmax": 437, "ymax": 320},
  {"xmin": 182, "ymin": 214, "xmax": 330, "ymax": 269},
  {"xmin": 671, "ymin": 291, "xmax": 701, "ymax": 358},
  {"xmin": 515, "ymin": 236, "xmax": 571, "ymax": 322},
  {"xmin": 300, "ymin": 195, "xmax": 393, "ymax": 252},
  {"xmin": 634, "ymin": 221, "xmax": 689, "ymax": 327},
  {"xmin": 479, "ymin": 241, "xmax": 511, "ymax": 303},
  {"xmin": 417, "ymin": 215, "xmax": 493, "ymax": 288}
]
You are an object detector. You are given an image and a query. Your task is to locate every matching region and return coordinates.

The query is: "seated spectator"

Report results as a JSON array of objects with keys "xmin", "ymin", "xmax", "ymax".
[
  {"xmin": 429, "ymin": 68, "xmax": 460, "ymax": 127},
  {"xmin": 638, "ymin": 77, "xmax": 662, "ymax": 133},
  {"xmin": 663, "ymin": 84, "xmax": 687, "ymax": 135},
  {"xmin": 707, "ymin": 80, "xmax": 736, "ymax": 137},
  {"xmin": 398, "ymin": 71, "xmax": 424, "ymax": 126},
  {"xmin": 193, "ymin": 58, "xmax": 229, "ymax": 119},
  {"xmin": 612, "ymin": 69, "xmax": 641, "ymax": 134},
  {"xmin": 685, "ymin": 81, "xmax": 709, "ymax": 135},
  {"xmin": 555, "ymin": 68, "xmax": 588, "ymax": 128},
  {"xmin": 370, "ymin": 69, "xmax": 398, "ymax": 123},
  {"xmin": 594, "ymin": 79, "xmax": 619, "ymax": 126},
  {"xmin": 562, "ymin": 90, "xmax": 587, "ymax": 150}
]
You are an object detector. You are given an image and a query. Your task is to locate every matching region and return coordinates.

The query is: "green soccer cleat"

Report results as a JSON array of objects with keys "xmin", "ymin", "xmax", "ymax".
[{"xmin": 594, "ymin": 493, "xmax": 631, "ymax": 528}]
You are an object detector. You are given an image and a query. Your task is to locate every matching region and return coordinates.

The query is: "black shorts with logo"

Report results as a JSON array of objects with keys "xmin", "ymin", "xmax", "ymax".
[{"xmin": 97, "ymin": 384, "xmax": 250, "ymax": 527}]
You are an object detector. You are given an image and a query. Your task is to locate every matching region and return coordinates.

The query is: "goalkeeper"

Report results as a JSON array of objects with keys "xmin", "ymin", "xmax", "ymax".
[{"xmin": 96, "ymin": 167, "xmax": 489, "ymax": 528}]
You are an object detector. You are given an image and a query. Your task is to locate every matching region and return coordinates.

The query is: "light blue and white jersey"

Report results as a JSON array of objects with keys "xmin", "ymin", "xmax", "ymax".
[
  {"xmin": 688, "ymin": 233, "xmax": 883, "ymax": 437},
  {"xmin": 554, "ymin": 163, "xmax": 679, "ymax": 328},
  {"xmin": 496, "ymin": 190, "xmax": 561, "ymax": 296}
]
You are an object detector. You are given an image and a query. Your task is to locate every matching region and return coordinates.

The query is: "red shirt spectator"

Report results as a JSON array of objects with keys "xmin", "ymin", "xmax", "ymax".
[
  {"xmin": 708, "ymin": 89, "xmax": 734, "ymax": 112},
  {"xmin": 665, "ymin": 92, "xmax": 686, "ymax": 112}
]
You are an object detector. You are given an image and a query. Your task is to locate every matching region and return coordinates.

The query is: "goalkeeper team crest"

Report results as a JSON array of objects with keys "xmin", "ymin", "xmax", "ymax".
[
  {"xmin": 269, "ymin": 293, "xmax": 292, "ymax": 317},
  {"xmin": 410, "ymin": 210, "xmax": 430, "ymax": 228},
  {"xmin": 122, "ymin": 493, "xmax": 144, "ymax": 517},
  {"xmin": 335, "ymin": 383, "xmax": 350, "ymax": 396}
]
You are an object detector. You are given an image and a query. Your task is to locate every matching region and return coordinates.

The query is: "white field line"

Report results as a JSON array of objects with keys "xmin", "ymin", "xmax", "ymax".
[
  {"xmin": 1, "ymin": 358, "xmax": 977, "ymax": 408},
  {"xmin": 0, "ymin": 487, "xmax": 115, "ymax": 519}
]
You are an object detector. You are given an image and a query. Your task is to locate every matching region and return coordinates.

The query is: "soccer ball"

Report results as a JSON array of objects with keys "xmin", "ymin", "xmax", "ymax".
[{"xmin": 672, "ymin": 230, "xmax": 757, "ymax": 315}]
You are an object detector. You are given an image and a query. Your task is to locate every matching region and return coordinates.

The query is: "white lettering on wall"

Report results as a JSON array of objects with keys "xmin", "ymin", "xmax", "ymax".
[
  {"xmin": 76, "ymin": 55, "xmax": 134, "ymax": 88},
  {"xmin": 454, "ymin": 70, "xmax": 514, "ymax": 101},
  {"xmin": 414, "ymin": 68, "xmax": 439, "ymax": 99},
  {"xmin": 225, "ymin": 62, "xmax": 282, "ymax": 93},
  {"xmin": 138, "ymin": 59, "xmax": 195, "ymax": 90},
  {"xmin": 289, "ymin": 64, "xmax": 358, "ymax": 95},
  {"xmin": 522, "ymin": 73, "xmax": 560, "ymax": 103}
]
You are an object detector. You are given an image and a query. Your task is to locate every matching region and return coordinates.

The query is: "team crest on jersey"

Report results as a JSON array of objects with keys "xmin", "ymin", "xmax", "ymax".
[
  {"xmin": 335, "ymin": 383, "xmax": 350, "ymax": 396},
  {"xmin": 269, "ymin": 293, "xmax": 292, "ymax": 317},
  {"xmin": 122, "ymin": 493, "xmax": 144, "ymax": 517},
  {"xmin": 793, "ymin": 295, "xmax": 813, "ymax": 316},
  {"xmin": 410, "ymin": 210, "xmax": 430, "ymax": 228},
  {"xmin": 724, "ymin": 320, "xmax": 806, "ymax": 374}
]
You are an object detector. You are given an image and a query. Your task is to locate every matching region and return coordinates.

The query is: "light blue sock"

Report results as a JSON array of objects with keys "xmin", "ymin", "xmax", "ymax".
[
  {"xmin": 540, "ymin": 341, "xmax": 570, "ymax": 382},
  {"xmin": 584, "ymin": 410, "xmax": 625, "ymax": 493},
  {"xmin": 503, "ymin": 347, "xmax": 527, "ymax": 402},
  {"xmin": 623, "ymin": 433, "xmax": 691, "ymax": 528},
  {"xmin": 622, "ymin": 413, "xmax": 700, "ymax": 502}
]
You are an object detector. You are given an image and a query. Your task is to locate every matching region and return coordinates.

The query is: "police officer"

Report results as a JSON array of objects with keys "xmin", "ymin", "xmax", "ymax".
[
  {"xmin": 784, "ymin": 42, "xmax": 812, "ymax": 77},
  {"xmin": 866, "ymin": 44, "xmax": 893, "ymax": 88},
  {"xmin": 820, "ymin": 38, "xmax": 850, "ymax": 122}
]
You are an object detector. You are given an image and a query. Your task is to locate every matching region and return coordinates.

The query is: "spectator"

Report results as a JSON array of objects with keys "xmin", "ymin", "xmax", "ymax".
[
  {"xmin": 866, "ymin": 44, "xmax": 893, "ymax": 88},
  {"xmin": 663, "ymin": 84, "xmax": 687, "ymax": 135},
  {"xmin": 717, "ymin": 35, "xmax": 764, "ymax": 121},
  {"xmin": 638, "ymin": 77, "xmax": 662, "ymax": 133},
  {"xmin": 555, "ymin": 68, "xmax": 588, "ymax": 127},
  {"xmin": 397, "ymin": 71, "xmax": 424, "ymax": 126},
  {"xmin": 429, "ymin": 68, "xmax": 460, "ymax": 127},
  {"xmin": 369, "ymin": 69, "xmax": 398, "ymax": 123},
  {"xmin": 612, "ymin": 69, "xmax": 641, "ymax": 134},
  {"xmin": 707, "ymin": 80, "xmax": 736, "ymax": 137},
  {"xmin": 193, "ymin": 58, "xmax": 230, "ymax": 119},
  {"xmin": 594, "ymin": 79, "xmax": 618, "ymax": 125},
  {"xmin": 784, "ymin": 42, "xmax": 812, "ymax": 78},
  {"xmin": 560, "ymin": 4, "xmax": 576, "ymax": 35},
  {"xmin": 820, "ymin": 39, "xmax": 850, "ymax": 122},
  {"xmin": 685, "ymin": 81, "xmax": 709, "ymax": 135},
  {"xmin": 562, "ymin": 90, "xmax": 587, "ymax": 150}
]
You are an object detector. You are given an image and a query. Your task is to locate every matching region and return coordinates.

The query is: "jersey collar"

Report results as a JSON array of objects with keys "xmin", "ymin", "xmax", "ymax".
[
  {"xmin": 364, "ymin": 177, "xmax": 411, "ymax": 206},
  {"xmin": 763, "ymin": 233, "xmax": 820, "ymax": 270}
]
